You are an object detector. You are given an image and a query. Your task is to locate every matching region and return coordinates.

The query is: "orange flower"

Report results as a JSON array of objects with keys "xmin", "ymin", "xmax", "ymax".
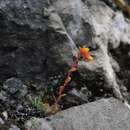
[{"xmin": 79, "ymin": 47, "xmax": 93, "ymax": 61}]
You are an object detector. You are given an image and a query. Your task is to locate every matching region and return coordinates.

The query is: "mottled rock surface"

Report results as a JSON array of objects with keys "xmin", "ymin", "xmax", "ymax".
[
  {"xmin": 0, "ymin": 0, "xmax": 129, "ymax": 101},
  {"xmin": 26, "ymin": 98, "xmax": 130, "ymax": 130},
  {"xmin": 9, "ymin": 125, "xmax": 20, "ymax": 130},
  {"xmin": 0, "ymin": 0, "xmax": 130, "ymax": 129},
  {"xmin": 0, "ymin": 0, "xmax": 130, "ymax": 100}
]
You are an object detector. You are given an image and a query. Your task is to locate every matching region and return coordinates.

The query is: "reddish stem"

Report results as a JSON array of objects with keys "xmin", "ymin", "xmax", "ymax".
[{"xmin": 56, "ymin": 53, "xmax": 81, "ymax": 104}]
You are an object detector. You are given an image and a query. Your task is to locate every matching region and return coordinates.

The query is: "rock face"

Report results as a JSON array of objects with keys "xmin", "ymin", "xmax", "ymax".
[
  {"xmin": 0, "ymin": 0, "xmax": 130, "ymax": 100},
  {"xmin": 26, "ymin": 98, "xmax": 130, "ymax": 130},
  {"xmin": 0, "ymin": 0, "xmax": 77, "ymax": 83},
  {"xmin": 9, "ymin": 125, "xmax": 20, "ymax": 130},
  {"xmin": 0, "ymin": 0, "xmax": 130, "ymax": 129}
]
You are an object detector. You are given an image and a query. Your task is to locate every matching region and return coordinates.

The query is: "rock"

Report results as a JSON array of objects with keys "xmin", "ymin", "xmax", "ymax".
[
  {"xmin": 25, "ymin": 98, "xmax": 130, "ymax": 130},
  {"xmin": 0, "ymin": 0, "xmax": 77, "ymax": 84},
  {"xmin": 3, "ymin": 77, "xmax": 23, "ymax": 94},
  {"xmin": 110, "ymin": 42, "xmax": 130, "ymax": 102},
  {"xmin": 26, "ymin": 118, "xmax": 53, "ymax": 130},
  {"xmin": 77, "ymin": 0, "xmax": 130, "ymax": 100},
  {"xmin": 0, "ymin": 117, "xmax": 4, "ymax": 125},
  {"xmin": 0, "ymin": 0, "xmax": 130, "ymax": 129},
  {"xmin": 101, "ymin": 0, "xmax": 117, "ymax": 9},
  {"xmin": 0, "ymin": 90, "xmax": 7, "ymax": 101},
  {"xmin": 0, "ymin": 0, "xmax": 130, "ymax": 102},
  {"xmin": 40, "ymin": 0, "xmax": 130, "ymax": 102},
  {"xmin": 9, "ymin": 125, "xmax": 20, "ymax": 130},
  {"xmin": 2, "ymin": 111, "xmax": 8, "ymax": 120},
  {"xmin": 63, "ymin": 87, "xmax": 92, "ymax": 106},
  {"xmin": 3, "ymin": 77, "xmax": 27, "ymax": 97},
  {"xmin": 68, "ymin": 87, "xmax": 91, "ymax": 102}
]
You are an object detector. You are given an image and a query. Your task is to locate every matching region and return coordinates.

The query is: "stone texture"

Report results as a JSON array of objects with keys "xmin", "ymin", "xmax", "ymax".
[
  {"xmin": 3, "ymin": 78, "xmax": 23, "ymax": 94},
  {"xmin": 3, "ymin": 77, "xmax": 27, "ymax": 97},
  {"xmin": 0, "ymin": 0, "xmax": 77, "ymax": 84},
  {"xmin": 9, "ymin": 125, "xmax": 20, "ymax": 130},
  {"xmin": 0, "ymin": 0, "xmax": 130, "ymax": 101},
  {"xmin": 26, "ymin": 98, "xmax": 130, "ymax": 130},
  {"xmin": 0, "ymin": 0, "xmax": 130, "ymax": 129}
]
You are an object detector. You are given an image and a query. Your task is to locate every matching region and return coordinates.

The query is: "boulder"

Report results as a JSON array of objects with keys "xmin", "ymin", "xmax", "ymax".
[
  {"xmin": 0, "ymin": 0, "xmax": 77, "ymax": 84},
  {"xmin": 26, "ymin": 98, "xmax": 130, "ymax": 130}
]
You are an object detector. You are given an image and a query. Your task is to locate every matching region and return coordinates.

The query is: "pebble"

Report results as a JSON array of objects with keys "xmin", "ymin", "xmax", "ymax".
[
  {"xmin": 0, "ymin": 117, "xmax": 4, "ymax": 124},
  {"xmin": 9, "ymin": 124, "xmax": 20, "ymax": 130},
  {"xmin": 2, "ymin": 111, "xmax": 8, "ymax": 120}
]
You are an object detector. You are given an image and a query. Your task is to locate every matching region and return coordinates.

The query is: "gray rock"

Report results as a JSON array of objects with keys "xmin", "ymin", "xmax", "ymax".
[
  {"xmin": 0, "ymin": 90, "xmax": 7, "ymax": 101},
  {"xmin": 26, "ymin": 118, "xmax": 53, "ymax": 130},
  {"xmin": 0, "ymin": 117, "xmax": 4, "ymax": 125},
  {"xmin": 9, "ymin": 125, "xmax": 20, "ymax": 130},
  {"xmin": 0, "ymin": 0, "xmax": 130, "ymax": 129},
  {"xmin": 0, "ymin": 0, "xmax": 130, "ymax": 106},
  {"xmin": 53, "ymin": 0, "xmax": 130, "ymax": 100},
  {"xmin": 0, "ymin": 0, "xmax": 77, "ymax": 83},
  {"xmin": 25, "ymin": 98, "xmax": 130, "ymax": 130},
  {"xmin": 3, "ymin": 77, "xmax": 27, "ymax": 97},
  {"xmin": 2, "ymin": 111, "xmax": 8, "ymax": 120},
  {"xmin": 3, "ymin": 77, "xmax": 23, "ymax": 94}
]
